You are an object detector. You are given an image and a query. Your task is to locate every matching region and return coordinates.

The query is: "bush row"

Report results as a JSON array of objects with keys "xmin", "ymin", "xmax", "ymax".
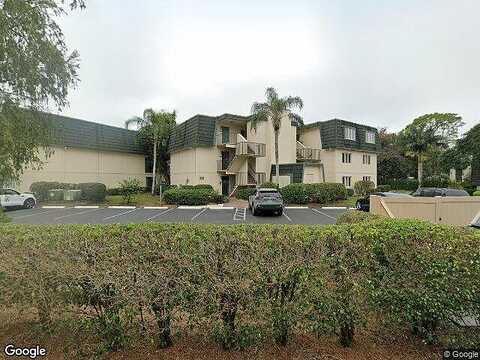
[
  {"xmin": 163, "ymin": 187, "xmax": 224, "ymax": 205},
  {"xmin": 384, "ymin": 178, "xmax": 419, "ymax": 191},
  {"xmin": 30, "ymin": 181, "xmax": 107, "ymax": 202},
  {"xmin": 0, "ymin": 221, "xmax": 478, "ymax": 354},
  {"xmin": 279, "ymin": 183, "xmax": 347, "ymax": 204}
]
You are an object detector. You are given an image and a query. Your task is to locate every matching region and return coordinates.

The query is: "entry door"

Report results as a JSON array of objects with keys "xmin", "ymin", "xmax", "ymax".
[
  {"xmin": 221, "ymin": 127, "xmax": 230, "ymax": 144},
  {"xmin": 221, "ymin": 176, "xmax": 230, "ymax": 196}
]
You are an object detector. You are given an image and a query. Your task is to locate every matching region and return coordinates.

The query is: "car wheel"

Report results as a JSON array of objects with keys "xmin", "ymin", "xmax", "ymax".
[
  {"xmin": 252, "ymin": 206, "xmax": 257, "ymax": 216},
  {"xmin": 278, "ymin": 208, "xmax": 283, "ymax": 216},
  {"xmin": 356, "ymin": 201, "xmax": 362, "ymax": 211},
  {"xmin": 23, "ymin": 198, "xmax": 36, "ymax": 209}
]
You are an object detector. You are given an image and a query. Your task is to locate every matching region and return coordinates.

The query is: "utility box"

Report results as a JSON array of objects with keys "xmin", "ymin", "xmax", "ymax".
[
  {"xmin": 48, "ymin": 189, "xmax": 64, "ymax": 201},
  {"xmin": 64, "ymin": 189, "xmax": 81, "ymax": 201}
]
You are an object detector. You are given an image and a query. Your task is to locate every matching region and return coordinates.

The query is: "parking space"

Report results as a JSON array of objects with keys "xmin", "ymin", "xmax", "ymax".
[{"xmin": 7, "ymin": 206, "xmax": 347, "ymax": 225}]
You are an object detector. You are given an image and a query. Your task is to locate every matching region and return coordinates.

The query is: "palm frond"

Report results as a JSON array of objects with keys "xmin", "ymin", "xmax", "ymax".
[
  {"xmin": 265, "ymin": 87, "xmax": 278, "ymax": 104},
  {"xmin": 283, "ymin": 96, "xmax": 303, "ymax": 110}
]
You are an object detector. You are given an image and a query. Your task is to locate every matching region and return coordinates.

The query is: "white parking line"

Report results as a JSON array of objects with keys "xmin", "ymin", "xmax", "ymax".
[
  {"xmin": 321, "ymin": 206, "xmax": 347, "ymax": 210},
  {"xmin": 191, "ymin": 208, "xmax": 208, "ymax": 221},
  {"xmin": 12, "ymin": 208, "xmax": 65, "ymax": 220},
  {"xmin": 54, "ymin": 208, "xmax": 100, "ymax": 220},
  {"xmin": 41, "ymin": 206, "xmax": 66, "ymax": 209},
  {"xmin": 74, "ymin": 206, "xmax": 99, "ymax": 209},
  {"xmin": 102, "ymin": 208, "xmax": 137, "ymax": 221},
  {"xmin": 233, "ymin": 208, "xmax": 246, "ymax": 221},
  {"xmin": 143, "ymin": 206, "xmax": 168, "ymax": 209},
  {"xmin": 312, "ymin": 208, "xmax": 337, "ymax": 220},
  {"xmin": 283, "ymin": 210, "xmax": 293, "ymax": 222},
  {"xmin": 108, "ymin": 206, "xmax": 136, "ymax": 209},
  {"xmin": 146, "ymin": 208, "xmax": 174, "ymax": 221},
  {"xmin": 285, "ymin": 206, "xmax": 308, "ymax": 209}
]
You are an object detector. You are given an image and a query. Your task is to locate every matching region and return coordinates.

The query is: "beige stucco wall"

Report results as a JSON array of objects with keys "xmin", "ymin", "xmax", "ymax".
[
  {"xmin": 333, "ymin": 149, "xmax": 377, "ymax": 187},
  {"xmin": 247, "ymin": 113, "xmax": 297, "ymax": 180},
  {"xmin": 303, "ymin": 164, "xmax": 323, "ymax": 183},
  {"xmin": 299, "ymin": 127, "xmax": 322, "ymax": 149},
  {"xmin": 18, "ymin": 146, "xmax": 146, "ymax": 192},
  {"xmin": 170, "ymin": 147, "xmax": 222, "ymax": 192}
]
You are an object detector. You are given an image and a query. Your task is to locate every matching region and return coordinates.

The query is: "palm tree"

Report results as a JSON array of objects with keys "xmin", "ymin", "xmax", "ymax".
[
  {"xmin": 250, "ymin": 87, "xmax": 303, "ymax": 184},
  {"xmin": 125, "ymin": 109, "xmax": 176, "ymax": 194},
  {"xmin": 398, "ymin": 113, "xmax": 463, "ymax": 184}
]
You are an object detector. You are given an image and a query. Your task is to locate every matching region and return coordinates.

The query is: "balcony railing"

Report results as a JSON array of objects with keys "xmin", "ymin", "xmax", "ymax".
[
  {"xmin": 296, "ymin": 147, "xmax": 321, "ymax": 162},
  {"xmin": 215, "ymin": 133, "xmax": 236, "ymax": 146},
  {"xmin": 236, "ymin": 172, "xmax": 266, "ymax": 186},
  {"xmin": 235, "ymin": 142, "xmax": 266, "ymax": 157}
]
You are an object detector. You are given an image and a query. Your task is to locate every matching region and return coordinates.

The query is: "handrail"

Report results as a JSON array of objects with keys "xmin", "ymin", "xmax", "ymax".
[
  {"xmin": 297, "ymin": 147, "xmax": 321, "ymax": 161},
  {"xmin": 236, "ymin": 142, "xmax": 266, "ymax": 157}
]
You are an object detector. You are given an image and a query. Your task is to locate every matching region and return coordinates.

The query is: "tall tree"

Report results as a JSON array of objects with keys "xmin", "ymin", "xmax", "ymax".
[
  {"xmin": 458, "ymin": 123, "xmax": 480, "ymax": 186},
  {"xmin": 125, "ymin": 109, "xmax": 176, "ymax": 194},
  {"xmin": 398, "ymin": 113, "xmax": 464, "ymax": 183},
  {"xmin": 0, "ymin": 0, "xmax": 84, "ymax": 186},
  {"xmin": 250, "ymin": 87, "xmax": 303, "ymax": 184},
  {"xmin": 377, "ymin": 128, "xmax": 414, "ymax": 183}
]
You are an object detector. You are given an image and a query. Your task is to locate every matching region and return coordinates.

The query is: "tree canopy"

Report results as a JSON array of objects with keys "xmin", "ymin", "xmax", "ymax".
[{"xmin": 0, "ymin": 0, "xmax": 84, "ymax": 185}]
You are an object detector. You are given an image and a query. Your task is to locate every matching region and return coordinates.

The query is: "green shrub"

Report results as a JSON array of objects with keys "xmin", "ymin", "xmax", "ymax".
[
  {"xmin": 279, "ymin": 184, "xmax": 308, "ymax": 204},
  {"xmin": 473, "ymin": 190, "xmax": 480, "ymax": 196},
  {"xmin": 235, "ymin": 187, "xmax": 256, "ymax": 200},
  {"xmin": 1, "ymin": 221, "xmax": 478, "ymax": 352},
  {"xmin": 118, "ymin": 178, "xmax": 143, "ymax": 204},
  {"xmin": 421, "ymin": 174, "xmax": 449, "ymax": 188},
  {"xmin": 163, "ymin": 188, "xmax": 222, "ymax": 205},
  {"xmin": 30, "ymin": 181, "xmax": 74, "ymax": 201},
  {"xmin": 259, "ymin": 182, "xmax": 279, "ymax": 189},
  {"xmin": 376, "ymin": 184, "xmax": 391, "ymax": 192},
  {"xmin": 448, "ymin": 181, "xmax": 464, "ymax": 189},
  {"xmin": 77, "ymin": 182, "xmax": 107, "ymax": 202},
  {"xmin": 107, "ymin": 188, "xmax": 121, "ymax": 196},
  {"xmin": 386, "ymin": 178, "xmax": 419, "ymax": 191},
  {"xmin": 353, "ymin": 180, "xmax": 375, "ymax": 196},
  {"xmin": 0, "ymin": 209, "xmax": 10, "ymax": 223},
  {"xmin": 461, "ymin": 180, "xmax": 477, "ymax": 195},
  {"xmin": 336, "ymin": 210, "xmax": 381, "ymax": 224},
  {"xmin": 193, "ymin": 184, "xmax": 214, "ymax": 191}
]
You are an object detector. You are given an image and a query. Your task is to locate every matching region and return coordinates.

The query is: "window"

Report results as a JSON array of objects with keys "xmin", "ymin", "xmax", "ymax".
[
  {"xmin": 365, "ymin": 131, "xmax": 376, "ymax": 144},
  {"xmin": 199, "ymin": 176, "xmax": 204, "ymax": 180},
  {"xmin": 342, "ymin": 152, "xmax": 352, "ymax": 163},
  {"xmin": 221, "ymin": 126, "xmax": 230, "ymax": 144},
  {"xmin": 363, "ymin": 176, "xmax": 371, "ymax": 182},
  {"xmin": 362, "ymin": 154, "xmax": 371, "ymax": 165},
  {"xmin": 342, "ymin": 176, "xmax": 352, "ymax": 187},
  {"xmin": 344, "ymin": 126, "xmax": 356, "ymax": 141}
]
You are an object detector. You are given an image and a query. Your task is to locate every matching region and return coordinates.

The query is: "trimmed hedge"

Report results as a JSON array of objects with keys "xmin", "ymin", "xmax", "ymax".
[
  {"xmin": 385, "ymin": 178, "xmax": 419, "ymax": 191},
  {"xmin": 0, "ymin": 220, "xmax": 479, "ymax": 353},
  {"xmin": 473, "ymin": 190, "xmax": 480, "ymax": 196},
  {"xmin": 353, "ymin": 180, "xmax": 375, "ymax": 196},
  {"xmin": 336, "ymin": 210, "xmax": 381, "ymax": 224},
  {"xmin": 30, "ymin": 181, "xmax": 106, "ymax": 202},
  {"xmin": 163, "ymin": 187, "xmax": 224, "ymax": 205},
  {"xmin": 259, "ymin": 182, "xmax": 279, "ymax": 189},
  {"xmin": 422, "ymin": 174, "xmax": 450, "ymax": 188},
  {"xmin": 235, "ymin": 187, "xmax": 256, "ymax": 200},
  {"xmin": 280, "ymin": 183, "xmax": 348, "ymax": 204},
  {"xmin": 376, "ymin": 184, "xmax": 392, "ymax": 192}
]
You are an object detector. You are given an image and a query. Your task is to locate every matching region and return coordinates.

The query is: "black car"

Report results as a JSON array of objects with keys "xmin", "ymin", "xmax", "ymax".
[
  {"xmin": 356, "ymin": 192, "xmax": 412, "ymax": 212},
  {"xmin": 411, "ymin": 187, "xmax": 470, "ymax": 197}
]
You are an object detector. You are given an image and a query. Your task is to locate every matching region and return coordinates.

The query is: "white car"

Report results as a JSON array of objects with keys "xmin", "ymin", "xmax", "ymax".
[{"xmin": 0, "ymin": 188, "xmax": 37, "ymax": 209}]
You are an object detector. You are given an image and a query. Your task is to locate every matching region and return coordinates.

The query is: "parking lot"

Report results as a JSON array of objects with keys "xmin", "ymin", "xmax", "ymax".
[{"xmin": 5, "ymin": 206, "xmax": 348, "ymax": 225}]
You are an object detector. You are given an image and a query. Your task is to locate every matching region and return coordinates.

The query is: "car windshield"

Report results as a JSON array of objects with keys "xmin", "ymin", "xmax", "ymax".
[{"xmin": 383, "ymin": 192, "xmax": 411, "ymax": 197}]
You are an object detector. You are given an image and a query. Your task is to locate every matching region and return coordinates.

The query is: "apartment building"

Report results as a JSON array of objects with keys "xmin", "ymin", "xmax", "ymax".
[
  {"xmin": 16, "ymin": 114, "xmax": 148, "ymax": 192},
  {"xmin": 168, "ymin": 113, "xmax": 380, "ymax": 195}
]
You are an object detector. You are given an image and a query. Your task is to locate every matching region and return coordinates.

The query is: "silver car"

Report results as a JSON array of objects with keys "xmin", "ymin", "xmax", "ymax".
[
  {"xmin": 0, "ymin": 188, "xmax": 37, "ymax": 209},
  {"xmin": 248, "ymin": 188, "xmax": 284, "ymax": 216}
]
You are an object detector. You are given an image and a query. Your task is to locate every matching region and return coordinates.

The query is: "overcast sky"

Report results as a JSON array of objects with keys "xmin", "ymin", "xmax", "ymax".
[{"xmin": 58, "ymin": 0, "xmax": 479, "ymax": 133}]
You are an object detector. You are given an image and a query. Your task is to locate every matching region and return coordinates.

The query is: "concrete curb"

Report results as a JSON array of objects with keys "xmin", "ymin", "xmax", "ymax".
[
  {"xmin": 143, "ymin": 206, "xmax": 168, "ymax": 209},
  {"xmin": 74, "ymin": 206, "xmax": 99, "ymax": 209},
  {"xmin": 321, "ymin": 206, "xmax": 347, "ymax": 209},
  {"xmin": 108, "ymin": 206, "xmax": 136, "ymax": 209},
  {"xmin": 41, "ymin": 206, "xmax": 66, "ymax": 209},
  {"xmin": 285, "ymin": 206, "xmax": 308, "ymax": 209}
]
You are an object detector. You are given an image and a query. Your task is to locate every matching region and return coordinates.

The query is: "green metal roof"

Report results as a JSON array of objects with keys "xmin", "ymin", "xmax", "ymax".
[
  {"xmin": 47, "ymin": 113, "xmax": 145, "ymax": 154},
  {"xmin": 168, "ymin": 113, "xmax": 250, "ymax": 153},
  {"xmin": 301, "ymin": 118, "xmax": 381, "ymax": 153}
]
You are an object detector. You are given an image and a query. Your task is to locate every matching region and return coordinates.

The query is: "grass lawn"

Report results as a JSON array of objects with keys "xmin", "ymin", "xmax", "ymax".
[{"xmin": 38, "ymin": 193, "xmax": 166, "ymax": 207}]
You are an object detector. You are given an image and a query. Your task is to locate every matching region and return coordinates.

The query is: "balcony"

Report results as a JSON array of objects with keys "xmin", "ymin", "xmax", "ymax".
[
  {"xmin": 235, "ymin": 142, "xmax": 266, "ymax": 157},
  {"xmin": 215, "ymin": 133, "xmax": 236, "ymax": 147},
  {"xmin": 296, "ymin": 147, "xmax": 321, "ymax": 162}
]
